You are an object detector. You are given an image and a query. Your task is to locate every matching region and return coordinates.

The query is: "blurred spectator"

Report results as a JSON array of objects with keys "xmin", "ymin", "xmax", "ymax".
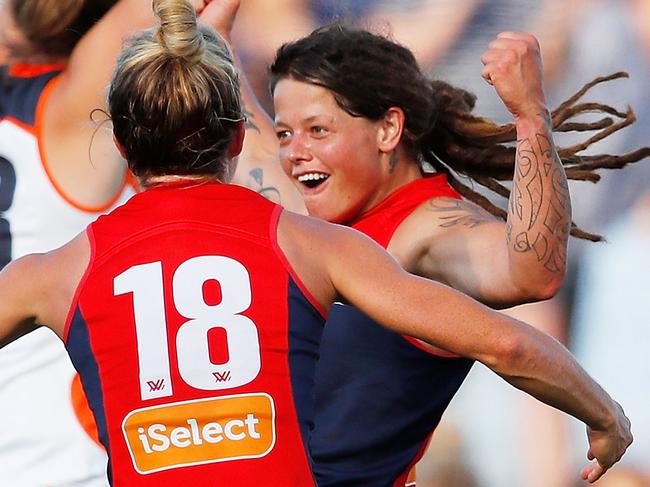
[
  {"xmin": 570, "ymin": 191, "xmax": 650, "ymax": 479},
  {"xmin": 232, "ymin": 0, "xmax": 480, "ymax": 112}
]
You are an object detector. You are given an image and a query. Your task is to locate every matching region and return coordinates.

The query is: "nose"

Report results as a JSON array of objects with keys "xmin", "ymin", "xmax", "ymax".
[{"xmin": 285, "ymin": 133, "xmax": 312, "ymax": 166}]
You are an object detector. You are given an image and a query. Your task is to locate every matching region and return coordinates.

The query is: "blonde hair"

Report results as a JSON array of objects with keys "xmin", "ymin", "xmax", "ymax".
[
  {"xmin": 108, "ymin": 0, "xmax": 243, "ymax": 181},
  {"xmin": 9, "ymin": 0, "xmax": 116, "ymax": 57}
]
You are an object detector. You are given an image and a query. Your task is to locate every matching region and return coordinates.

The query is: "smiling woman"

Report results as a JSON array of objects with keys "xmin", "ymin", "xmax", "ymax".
[
  {"xmin": 273, "ymin": 78, "xmax": 407, "ymax": 223},
  {"xmin": 267, "ymin": 23, "xmax": 647, "ymax": 486}
]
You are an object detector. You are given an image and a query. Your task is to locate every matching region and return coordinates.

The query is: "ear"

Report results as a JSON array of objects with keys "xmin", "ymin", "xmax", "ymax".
[
  {"xmin": 227, "ymin": 120, "xmax": 245, "ymax": 159},
  {"xmin": 113, "ymin": 135, "xmax": 127, "ymax": 159},
  {"xmin": 377, "ymin": 107, "xmax": 405, "ymax": 154}
]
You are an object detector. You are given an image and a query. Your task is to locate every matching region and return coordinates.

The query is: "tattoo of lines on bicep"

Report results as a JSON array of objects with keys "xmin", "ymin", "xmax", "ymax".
[
  {"xmin": 427, "ymin": 198, "xmax": 496, "ymax": 228},
  {"xmin": 510, "ymin": 133, "xmax": 570, "ymax": 272},
  {"xmin": 243, "ymin": 109, "xmax": 261, "ymax": 134},
  {"xmin": 248, "ymin": 168, "xmax": 281, "ymax": 204}
]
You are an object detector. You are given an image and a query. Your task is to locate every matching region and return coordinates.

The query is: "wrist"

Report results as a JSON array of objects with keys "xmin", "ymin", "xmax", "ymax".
[
  {"xmin": 514, "ymin": 107, "xmax": 551, "ymax": 136},
  {"xmin": 589, "ymin": 400, "xmax": 618, "ymax": 433}
]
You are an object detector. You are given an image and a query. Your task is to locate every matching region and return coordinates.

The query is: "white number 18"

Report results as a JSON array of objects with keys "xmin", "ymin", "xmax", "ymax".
[{"xmin": 114, "ymin": 256, "xmax": 261, "ymax": 401}]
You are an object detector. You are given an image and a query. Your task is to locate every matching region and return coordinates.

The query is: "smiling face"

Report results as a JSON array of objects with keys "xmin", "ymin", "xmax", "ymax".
[{"xmin": 273, "ymin": 78, "xmax": 400, "ymax": 224}]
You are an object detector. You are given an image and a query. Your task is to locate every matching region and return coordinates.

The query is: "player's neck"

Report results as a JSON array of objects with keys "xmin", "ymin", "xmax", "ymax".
[{"xmin": 142, "ymin": 174, "xmax": 223, "ymax": 189}]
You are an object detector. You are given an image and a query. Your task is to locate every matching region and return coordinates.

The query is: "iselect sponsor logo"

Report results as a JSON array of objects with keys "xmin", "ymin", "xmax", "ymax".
[{"xmin": 122, "ymin": 393, "xmax": 275, "ymax": 474}]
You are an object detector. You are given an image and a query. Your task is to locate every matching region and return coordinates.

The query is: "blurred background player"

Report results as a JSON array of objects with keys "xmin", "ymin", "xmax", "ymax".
[{"xmin": 0, "ymin": 0, "xmax": 174, "ymax": 484}]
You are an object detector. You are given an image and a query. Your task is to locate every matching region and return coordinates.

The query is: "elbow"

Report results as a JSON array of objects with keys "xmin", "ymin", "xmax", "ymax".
[
  {"xmin": 483, "ymin": 331, "xmax": 529, "ymax": 377},
  {"xmin": 515, "ymin": 272, "xmax": 565, "ymax": 302},
  {"xmin": 530, "ymin": 276, "xmax": 563, "ymax": 301}
]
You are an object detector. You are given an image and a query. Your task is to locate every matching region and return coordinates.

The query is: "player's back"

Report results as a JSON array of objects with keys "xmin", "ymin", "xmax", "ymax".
[
  {"xmin": 0, "ymin": 64, "xmax": 130, "ymax": 486},
  {"xmin": 64, "ymin": 181, "xmax": 323, "ymax": 486}
]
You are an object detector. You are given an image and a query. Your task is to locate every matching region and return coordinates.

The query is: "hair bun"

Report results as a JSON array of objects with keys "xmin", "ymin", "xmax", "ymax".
[{"xmin": 153, "ymin": 0, "xmax": 205, "ymax": 63}]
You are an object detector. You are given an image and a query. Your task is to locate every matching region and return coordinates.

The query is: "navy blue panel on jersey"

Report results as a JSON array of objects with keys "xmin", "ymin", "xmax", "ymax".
[
  {"xmin": 286, "ymin": 277, "xmax": 325, "ymax": 472},
  {"xmin": 312, "ymin": 304, "xmax": 474, "ymax": 487},
  {"xmin": 0, "ymin": 155, "xmax": 17, "ymax": 270},
  {"xmin": 66, "ymin": 307, "xmax": 112, "ymax": 481},
  {"xmin": 0, "ymin": 67, "xmax": 60, "ymax": 124}
]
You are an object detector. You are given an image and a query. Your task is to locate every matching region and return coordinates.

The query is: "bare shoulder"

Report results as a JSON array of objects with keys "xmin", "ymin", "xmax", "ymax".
[
  {"xmin": 390, "ymin": 196, "xmax": 503, "ymax": 272},
  {"xmin": 278, "ymin": 210, "xmax": 374, "ymax": 270},
  {"xmin": 277, "ymin": 210, "xmax": 383, "ymax": 311},
  {"xmin": 276, "ymin": 211, "xmax": 341, "ymax": 311},
  {"xmin": 413, "ymin": 196, "xmax": 498, "ymax": 229}
]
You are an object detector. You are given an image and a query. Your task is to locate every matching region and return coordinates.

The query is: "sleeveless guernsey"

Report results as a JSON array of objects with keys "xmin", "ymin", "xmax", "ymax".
[
  {"xmin": 312, "ymin": 175, "xmax": 475, "ymax": 487},
  {"xmin": 0, "ymin": 64, "xmax": 133, "ymax": 486},
  {"xmin": 65, "ymin": 182, "xmax": 325, "ymax": 486}
]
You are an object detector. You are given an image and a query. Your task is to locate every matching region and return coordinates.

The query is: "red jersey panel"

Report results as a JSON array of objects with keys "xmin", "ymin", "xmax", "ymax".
[
  {"xmin": 349, "ymin": 174, "xmax": 460, "ymax": 247},
  {"xmin": 64, "ymin": 181, "xmax": 323, "ymax": 486}
]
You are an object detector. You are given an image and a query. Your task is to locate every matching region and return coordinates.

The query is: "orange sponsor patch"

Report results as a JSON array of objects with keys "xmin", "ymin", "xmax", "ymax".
[{"xmin": 122, "ymin": 393, "xmax": 275, "ymax": 474}]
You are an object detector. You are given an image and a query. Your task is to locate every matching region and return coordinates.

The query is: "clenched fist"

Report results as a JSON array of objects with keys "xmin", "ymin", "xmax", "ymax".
[{"xmin": 481, "ymin": 32, "xmax": 547, "ymax": 121}]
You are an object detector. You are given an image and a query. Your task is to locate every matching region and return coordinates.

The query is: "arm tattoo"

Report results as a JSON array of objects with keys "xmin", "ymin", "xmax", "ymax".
[
  {"xmin": 243, "ymin": 109, "xmax": 261, "ymax": 134},
  {"xmin": 247, "ymin": 168, "xmax": 281, "ymax": 204},
  {"xmin": 427, "ymin": 198, "xmax": 496, "ymax": 228},
  {"xmin": 509, "ymin": 114, "xmax": 570, "ymax": 273}
]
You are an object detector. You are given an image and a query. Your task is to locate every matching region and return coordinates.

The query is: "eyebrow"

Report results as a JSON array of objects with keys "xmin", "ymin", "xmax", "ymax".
[{"xmin": 274, "ymin": 114, "xmax": 335, "ymax": 127}]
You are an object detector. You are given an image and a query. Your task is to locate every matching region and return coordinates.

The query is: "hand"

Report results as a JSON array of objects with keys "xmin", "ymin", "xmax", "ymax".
[
  {"xmin": 198, "ymin": 0, "xmax": 241, "ymax": 42},
  {"xmin": 580, "ymin": 402, "xmax": 633, "ymax": 483},
  {"xmin": 190, "ymin": 0, "xmax": 208, "ymax": 13},
  {"xmin": 481, "ymin": 32, "xmax": 547, "ymax": 120}
]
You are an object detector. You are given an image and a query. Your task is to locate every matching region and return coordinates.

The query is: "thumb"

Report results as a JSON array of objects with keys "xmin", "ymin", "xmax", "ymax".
[{"xmin": 587, "ymin": 463, "xmax": 605, "ymax": 483}]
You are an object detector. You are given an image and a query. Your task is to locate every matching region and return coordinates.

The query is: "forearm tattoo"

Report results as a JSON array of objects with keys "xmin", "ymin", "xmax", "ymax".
[
  {"xmin": 427, "ymin": 198, "xmax": 496, "ymax": 228},
  {"xmin": 509, "ymin": 116, "xmax": 570, "ymax": 273},
  {"xmin": 247, "ymin": 168, "xmax": 282, "ymax": 204}
]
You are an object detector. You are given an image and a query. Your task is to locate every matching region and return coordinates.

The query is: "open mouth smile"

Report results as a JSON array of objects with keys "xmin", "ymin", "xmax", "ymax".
[{"xmin": 296, "ymin": 172, "xmax": 330, "ymax": 189}]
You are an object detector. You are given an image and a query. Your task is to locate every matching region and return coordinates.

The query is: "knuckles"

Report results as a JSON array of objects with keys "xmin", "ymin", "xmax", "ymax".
[{"xmin": 486, "ymin": 32, "xmax": 541, "ymax": 64}]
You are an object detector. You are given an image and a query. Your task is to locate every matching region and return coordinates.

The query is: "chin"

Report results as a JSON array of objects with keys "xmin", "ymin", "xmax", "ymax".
[{"xmin": 307, "ymin": 206, "xmax": 355, "ymax": 225}]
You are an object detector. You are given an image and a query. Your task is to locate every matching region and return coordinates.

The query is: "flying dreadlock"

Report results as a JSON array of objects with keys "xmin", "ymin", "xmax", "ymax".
[{"xmin": 425, "ymin": 72, "xmax": 649, "ymax": 241}]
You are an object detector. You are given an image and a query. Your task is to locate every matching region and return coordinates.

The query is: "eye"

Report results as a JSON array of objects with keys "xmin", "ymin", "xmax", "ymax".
[
  {"xmin": 311, "ymin": 126, "xmax": 327, "ymax": 136},
  {"xmin": 275, "ymin": 129, "xmax": 291, "ymax": 141}
]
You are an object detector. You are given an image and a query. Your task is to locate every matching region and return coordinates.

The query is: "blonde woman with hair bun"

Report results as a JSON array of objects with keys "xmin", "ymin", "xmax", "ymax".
[
  {"xmin": 0, "ymin": 0, "xmax": 206, "ymax": 485},
  {"xmin": 0, "ymin": 0, "xmax": 632, "ymax": 485}
]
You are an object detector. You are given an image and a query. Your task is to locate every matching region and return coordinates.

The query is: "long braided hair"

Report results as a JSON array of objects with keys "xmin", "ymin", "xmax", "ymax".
[{"xmin": 270, "ymin": 24, "xmax": 650, "ymax": 241}]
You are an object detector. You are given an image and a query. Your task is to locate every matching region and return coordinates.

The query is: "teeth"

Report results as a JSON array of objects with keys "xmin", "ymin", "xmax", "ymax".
[{"xmin": 297, "ymin": 173, "xmax": 329, "ymax": 183}]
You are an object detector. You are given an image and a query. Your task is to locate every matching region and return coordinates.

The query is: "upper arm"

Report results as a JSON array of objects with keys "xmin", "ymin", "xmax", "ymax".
[
  {"xmin": 0, "ymin": 233, "xmax": 90, "ymax": 346},
  {"xmin": 278, "ymin": 211, "xmax": 521, "ymax": 365},
  {"xmin": 231, "ymin": 108, "xmax": 306, "ymax": 213},
  {"xmin": 392, "ymin": 197, "xmax": 527, "ymax": 308},
  {"xmin": 0, "ymin": 254, "xmax": 52, "ymax": 347},
  {"xmin": 48, "ymin": 0, "xmax": 155, "ymax": 125},
  {"xmin": 228, "ymin": 68, "xmax": 306, "ymax": 214},
  {"xmin": 317, "ymin": 221, "xmax": 519, "ymax": 364}
]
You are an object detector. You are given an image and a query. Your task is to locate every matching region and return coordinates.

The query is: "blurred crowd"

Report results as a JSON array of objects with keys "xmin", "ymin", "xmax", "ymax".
[{"xmin": 230, "ymin": 1, "xmax": 650, "ymax": 486}]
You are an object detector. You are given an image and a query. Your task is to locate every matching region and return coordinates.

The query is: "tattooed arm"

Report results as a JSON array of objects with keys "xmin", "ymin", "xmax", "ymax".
[
  {"xmin": 506, "ymin": 111, "xmax": 570, "ymax": 283},
  {"xmin": 199, "ymin": 0, "xmax": 306, "ymax": 213},
  {"xmin": 232, "ymin": 82, "xmax": 305, "ymax": 212},
  {"xmin": 390, "ymin": 33, "xmax": 570, "ymax": 307}
]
